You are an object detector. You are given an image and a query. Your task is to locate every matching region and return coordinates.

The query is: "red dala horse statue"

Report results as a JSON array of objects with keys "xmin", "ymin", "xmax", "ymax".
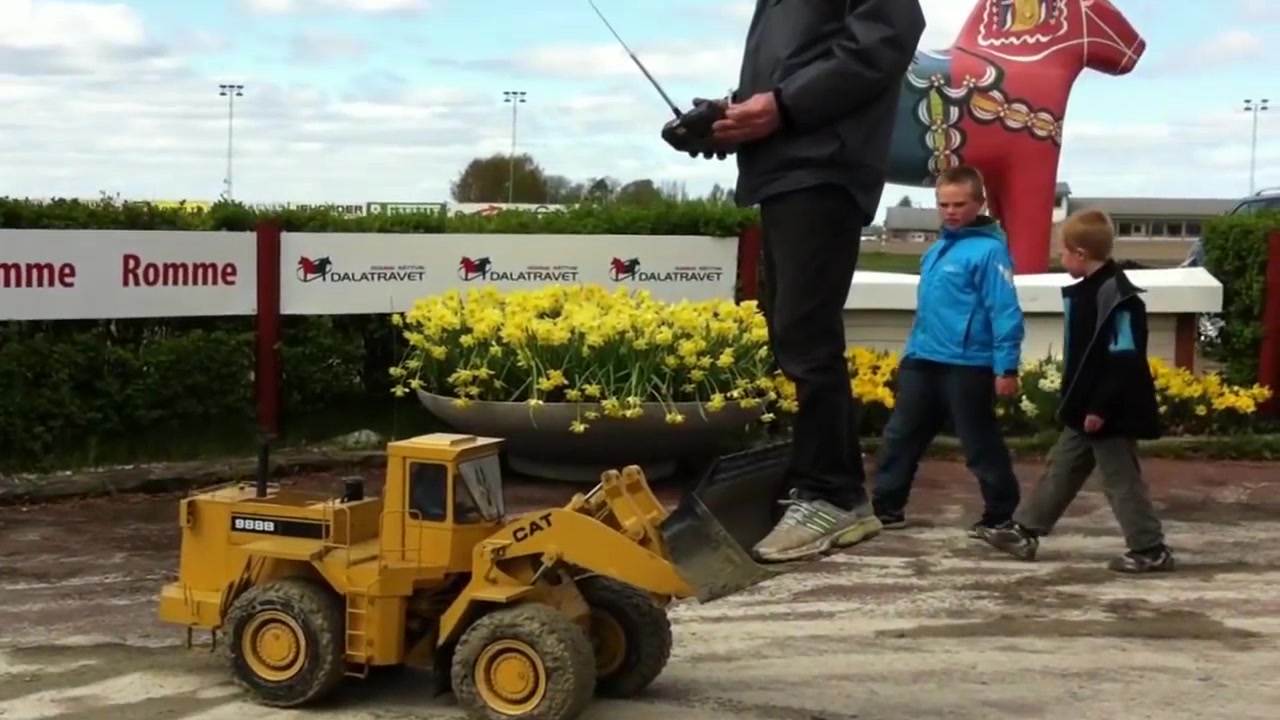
[{"xmin": 887, "ymin": 0, "xmax": 1146, "ymax": 273}]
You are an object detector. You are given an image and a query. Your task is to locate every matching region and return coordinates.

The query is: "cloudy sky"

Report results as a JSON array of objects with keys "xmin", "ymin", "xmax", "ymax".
[{"xmin": 0, "ymin": 0, "xmax": 1275, "ymax": 223}]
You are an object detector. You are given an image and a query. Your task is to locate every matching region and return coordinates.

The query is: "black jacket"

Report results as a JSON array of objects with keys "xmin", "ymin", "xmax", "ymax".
[
  {"xmin": 731, "ymin": 0, "xmax": 926, "ymax": 214},
  {"xmin": 1057, "ymin": 261, "xmax": 1162, "ymax": 440}
]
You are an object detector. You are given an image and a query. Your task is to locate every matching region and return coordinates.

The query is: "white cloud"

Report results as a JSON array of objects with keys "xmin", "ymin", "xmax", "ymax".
[
  {"xmin": 518, "ymin": 42, "xmax": 742, "ymax": 83},
  {"xmin": 0, "ymin": 0, "xmax": 1276, "ymax": 217},
  {"xmin": 0, "ymin": 0, "xmax": 169, "ymax": 74},
  {"xmin": 289, "ymin": 30, "xmax": 369, "ymax": 62},
  {"xmin": 1238, "ymin": 0, "xmax": 1280, "ymax": 24},
  {"xmin": 239, "ymin": 0, "xmax": 427, "ymax": 15},
  {"xmin": 1146, "ymin": 28, "xmax": 1264, "ymax": 74}
]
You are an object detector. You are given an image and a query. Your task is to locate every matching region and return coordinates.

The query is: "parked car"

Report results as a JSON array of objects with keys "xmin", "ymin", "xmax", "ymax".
[
  {"xmin": 1226, "ymin": 187, "xmax": 1280, "ymax": 216},
  {"xmin": 1180, "ymin": 188, "xmax": 1280, "ymax": 268}
]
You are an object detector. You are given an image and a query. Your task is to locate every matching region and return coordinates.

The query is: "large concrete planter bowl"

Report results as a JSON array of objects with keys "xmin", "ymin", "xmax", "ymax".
[{"xmin": 416, "ymin": 390, "xmax": 765, "ymax": 484}]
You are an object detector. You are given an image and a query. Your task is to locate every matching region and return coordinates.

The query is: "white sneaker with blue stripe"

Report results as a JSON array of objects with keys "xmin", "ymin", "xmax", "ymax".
[{"xmin": 752, "ymin": 490, "xmax": 883, "ymax": 563}]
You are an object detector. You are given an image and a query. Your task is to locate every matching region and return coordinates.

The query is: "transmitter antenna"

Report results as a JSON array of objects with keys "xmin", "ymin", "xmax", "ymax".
[{"xmin": 587, "ymin": 0, "xmax": 683, "ymax": 118}]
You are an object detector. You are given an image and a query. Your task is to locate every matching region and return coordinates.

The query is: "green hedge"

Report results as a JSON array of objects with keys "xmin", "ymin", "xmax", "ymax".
[
  {"xmin": 0, "ymin": 196, "xmax": 757, "ymax": 234},
  {"xmin": 1200, "ymin": 210, "xmax": 1280, "ymax": 385},
  {"xmin": 0, "ymin": 196, "xmax": 757, "ymax": 472}
]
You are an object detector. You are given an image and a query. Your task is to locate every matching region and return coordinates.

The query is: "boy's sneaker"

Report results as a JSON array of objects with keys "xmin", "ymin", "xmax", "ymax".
[
  {"xmin": 966, "ymin": 519, "xmax": 1014, "ymax": 539},
  {"xmin": 752, "ymin": 490, "xmax": 883, "ymax": 563},
  {"xmin": 981, "ymin": 522, "xmax": 1039, "ymax": 561},
  {"xmin": 1108, "ymin": 545, "xmax": 1175, "ymax": 574},
  {"xmin": 875, "ymin": 508, "xmax": 907, "ymax": 529}
]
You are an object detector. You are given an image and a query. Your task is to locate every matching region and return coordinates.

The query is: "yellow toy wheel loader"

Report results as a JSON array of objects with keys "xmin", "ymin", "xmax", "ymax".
[{"xmin": 156, "ymin": 432, "xmax": 809, "ymax": 720}]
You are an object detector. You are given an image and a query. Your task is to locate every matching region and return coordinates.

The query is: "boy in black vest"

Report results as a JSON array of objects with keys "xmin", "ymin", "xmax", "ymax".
[{"xmin": 980, "ymin": 208, "xmax": 1174, "ymax": 573}]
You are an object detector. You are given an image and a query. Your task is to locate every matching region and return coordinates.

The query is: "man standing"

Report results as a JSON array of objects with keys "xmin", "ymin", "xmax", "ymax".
[{"xmin": 709, "ymin": 0, "xmax": 926, "ymax": 563}]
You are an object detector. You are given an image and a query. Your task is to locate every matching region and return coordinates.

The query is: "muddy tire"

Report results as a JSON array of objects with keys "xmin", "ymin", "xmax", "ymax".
[
  {"xmin": 578, "ymin": 575, "xmax": 672, "ymax": 698},
  {"xmin": 451, "ymin": 603, "xmax": 596, "ymax": 720},
  {"xmin": 223, "ymin": 577, "xmax": 346, "ymax": 708}
]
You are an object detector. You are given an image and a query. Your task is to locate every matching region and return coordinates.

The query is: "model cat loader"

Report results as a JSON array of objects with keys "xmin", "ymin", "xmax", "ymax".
[{"xmin": 156, "ymin": 432, "xmax": 805, "ymax": 720}]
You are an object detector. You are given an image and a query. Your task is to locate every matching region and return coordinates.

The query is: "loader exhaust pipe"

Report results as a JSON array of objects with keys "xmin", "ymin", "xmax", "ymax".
[{"xmin": 659, "ymin": 440, "xmax": 809, "ymax": 603}]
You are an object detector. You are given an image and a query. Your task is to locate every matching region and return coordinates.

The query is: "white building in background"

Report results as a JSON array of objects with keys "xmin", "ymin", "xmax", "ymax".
[{"xmin": 883, "ymin": 182, "xmax": 1237, "ymax": 243}]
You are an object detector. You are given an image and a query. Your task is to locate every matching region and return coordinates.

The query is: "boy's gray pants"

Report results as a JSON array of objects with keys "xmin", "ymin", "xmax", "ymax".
[{"xmin": 1013, "ymin": 428, "xmax": 1166, "ymax": 552}]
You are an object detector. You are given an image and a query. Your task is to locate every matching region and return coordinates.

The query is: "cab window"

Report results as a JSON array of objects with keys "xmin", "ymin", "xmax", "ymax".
[
  {"xmin": 454, "ymin": 454, "xmax": 504, "ymax": 523},
  {"xmin": 408, "ymin": 461, "xmax": 447, "ymax": 521}
]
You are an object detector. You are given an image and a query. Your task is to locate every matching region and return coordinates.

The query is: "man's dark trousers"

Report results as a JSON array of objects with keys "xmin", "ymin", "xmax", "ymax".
[
  {"xmin": 872, "ymin": 358, "xmax": 1021, "ymax": 523},
  {"xmin": 759, "ymin": 184, "xmax": 866, "ymax": 511}
]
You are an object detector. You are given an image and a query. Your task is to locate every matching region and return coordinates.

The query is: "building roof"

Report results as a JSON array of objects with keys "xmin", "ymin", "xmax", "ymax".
[
  {"xmin": 884, "ymin": 206, "xmax": 938, "ymax": 231},
  {"xmin": 885, "ymin": 193, "xmax": 1239, "ymax": 231},
  {"xmin": 1065, "ymin": 197, "xmax": 1238, "ymax": 217}
]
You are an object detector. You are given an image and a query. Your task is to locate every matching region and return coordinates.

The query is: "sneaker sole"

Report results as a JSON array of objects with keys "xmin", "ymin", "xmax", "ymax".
[
  {"xmin": 983, "ymin": 533, "xmax": 1038, "ymax": 561},
  {"xmin": 753, "ymin": 516, "xmax": 883, "ymax": 563},
  {"xmin": 1108, "ymin": 559, "xmax": 1176, "ymax": 574}
]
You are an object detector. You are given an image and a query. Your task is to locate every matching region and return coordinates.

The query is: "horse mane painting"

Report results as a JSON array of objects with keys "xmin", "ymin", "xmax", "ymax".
[{"xmin": 886, "ymin": 0, "xmax": 1146, "ymax": 273}]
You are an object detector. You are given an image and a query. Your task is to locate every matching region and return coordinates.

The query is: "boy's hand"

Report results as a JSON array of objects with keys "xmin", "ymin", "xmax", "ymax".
[
  {"xmin": 994, "ymin": 375, "xmax": 1019, "ymax": 398},
  {"xmin": 1084, "ymin": 414, "xmax": 1105, "ymax": 433}
]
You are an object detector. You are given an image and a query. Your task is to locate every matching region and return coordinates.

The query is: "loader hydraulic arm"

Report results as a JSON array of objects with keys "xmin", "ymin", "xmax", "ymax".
[
  {"xmin": 466, "ymin": 466, "xmax": 691, "ymax": 597},
  {"xmin": 479, "ymin": 506, "xmax": 693, "ymax": 598}
]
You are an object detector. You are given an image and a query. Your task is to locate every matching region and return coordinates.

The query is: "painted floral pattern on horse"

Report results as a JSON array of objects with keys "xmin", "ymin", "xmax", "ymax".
[
  {"xmin": 981, "ymin": 0, "xmax": 1070, "ymax": 46},
  {"xmin": 882, "ymin": 0, "xmax": 1146, "ymax": 273},
  {"xmin": 886, "ymin": 50, "xmax": 1063, "ymax": 186}
]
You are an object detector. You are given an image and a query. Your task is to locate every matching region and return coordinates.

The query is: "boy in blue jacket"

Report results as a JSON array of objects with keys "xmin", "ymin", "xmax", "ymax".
[{"xmin": 872, "ymin": 165, "xmax": 1025, "ymax": 536}]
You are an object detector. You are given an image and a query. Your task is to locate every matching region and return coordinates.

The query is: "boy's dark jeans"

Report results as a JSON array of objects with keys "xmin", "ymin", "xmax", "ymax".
[
  {"xmin": 1014, "ymin": 428, "xmax": 1165, "ymax": 552},
  {"xmin": 872, "ymin": 358, "xmax": 1021, "ymax": 524}
]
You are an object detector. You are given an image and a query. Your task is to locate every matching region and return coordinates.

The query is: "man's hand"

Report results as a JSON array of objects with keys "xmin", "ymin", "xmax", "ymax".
[
  {"xmin": 994, "ymin": 375, "xmax": 1019, "ymax": 398},
  {"xmin": 1083, "ymin": 414, "xmax": 1105, "ymax": 433},
  {"xmin": 712, "ymin": 92, "xmax": 781, "ymax": 144}
]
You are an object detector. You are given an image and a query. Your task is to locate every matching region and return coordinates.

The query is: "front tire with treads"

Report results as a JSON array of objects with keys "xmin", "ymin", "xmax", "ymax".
[{"xmin": 451, "ymin": 603, "xmax": 596, "ymax": 720}]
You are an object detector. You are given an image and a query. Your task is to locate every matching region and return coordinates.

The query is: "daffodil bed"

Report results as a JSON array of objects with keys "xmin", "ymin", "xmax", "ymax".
[
  {"xmin": 791, "ymin": 350, "xmax": 1273, "ymax": 436},
  {"xmin": 390, "ymin": 285, "xmax": 1271, "ymax": 437},
  {"xmin": 390, "ymin": 285, "xmax": 777, "ymax": 433}
]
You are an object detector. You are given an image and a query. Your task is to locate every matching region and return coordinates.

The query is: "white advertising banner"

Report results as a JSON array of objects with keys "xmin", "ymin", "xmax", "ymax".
[
  {"xmin": 280, "ymin": 233, "xmax": 739, "ymax": 315},
  {"xmin": 0, "ymin": 229, "xmax": 256, "ymax": 320}
]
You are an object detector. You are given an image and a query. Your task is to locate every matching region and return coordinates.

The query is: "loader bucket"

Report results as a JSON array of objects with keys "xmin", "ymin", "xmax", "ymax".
[{"xmin": 659, "ymin": 440, "xmax": 810, "ymax": 603}]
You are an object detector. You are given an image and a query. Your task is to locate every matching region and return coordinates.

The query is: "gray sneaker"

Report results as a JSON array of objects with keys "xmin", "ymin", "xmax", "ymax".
[{"xmin": 752, "ymin": 492, "xmax": 883, "ymax": 563}]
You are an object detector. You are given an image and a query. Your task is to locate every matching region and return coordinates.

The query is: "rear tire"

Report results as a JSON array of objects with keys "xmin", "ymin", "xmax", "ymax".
[
  {"xmin": 223, "ymin": 577, "xmax": 346, "ymax": 708},
  {"xmin": 577, "ymin": 575, "xmax": 672, "ymax": 698}
]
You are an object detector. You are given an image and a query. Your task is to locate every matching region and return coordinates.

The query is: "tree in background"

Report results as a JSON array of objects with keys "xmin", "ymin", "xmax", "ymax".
[
  {"xmin": 544, "ymin": 174, "xmax": 586, "ymax": 204},
  {"xmin": 895, "ymin": 195, "xmax": 914, "ymax": 207},
  {"xmin": 453, "ymin": 154, "xmax": 735, "ymax": 206},
  {"xmin": 451, "ymin": 153, "xmax": 551, "ymax": 203},
  {"xmin": 704, "ymin": 183, "xmax": 735, "ymax": 205}
]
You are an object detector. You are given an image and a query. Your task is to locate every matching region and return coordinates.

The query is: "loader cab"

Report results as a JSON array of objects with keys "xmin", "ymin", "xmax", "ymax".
[{"xmin": 381, "ymin": 433, "xmax": 507, "ymax": 574}]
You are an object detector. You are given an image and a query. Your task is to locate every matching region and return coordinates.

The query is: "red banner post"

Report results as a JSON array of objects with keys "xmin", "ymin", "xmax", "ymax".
[
  {"xmin": 253, "ymin": 220, "xmax": 283, "ymax": 495},
  {"xmin": 1258, "ymin": 232, "xmax": 1280, "ymax": 417}
]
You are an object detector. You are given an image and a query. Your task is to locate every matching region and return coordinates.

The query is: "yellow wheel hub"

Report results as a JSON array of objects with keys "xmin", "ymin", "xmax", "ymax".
[
  {"xmin": 590, "ymin": 611, "xmax": 627, "ymax": 676},
  {"xmin": 242, "ymin": 610, "xmax": 307, "ymax": 682},
  {"xmin": 474, "ymin": 640, "xmax": 548, "ymax": 715}
]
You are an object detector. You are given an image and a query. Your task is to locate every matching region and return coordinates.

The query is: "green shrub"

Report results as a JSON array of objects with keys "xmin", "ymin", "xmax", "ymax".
[{"xmin": 1200, "ymin": 210, "xmax": 1280, "ymax": 385}]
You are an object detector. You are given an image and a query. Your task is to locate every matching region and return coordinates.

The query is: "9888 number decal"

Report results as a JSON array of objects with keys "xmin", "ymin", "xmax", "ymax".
[{"xmin": 232, "ymin": 517, "xmax": 276, "ymax": 533}]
